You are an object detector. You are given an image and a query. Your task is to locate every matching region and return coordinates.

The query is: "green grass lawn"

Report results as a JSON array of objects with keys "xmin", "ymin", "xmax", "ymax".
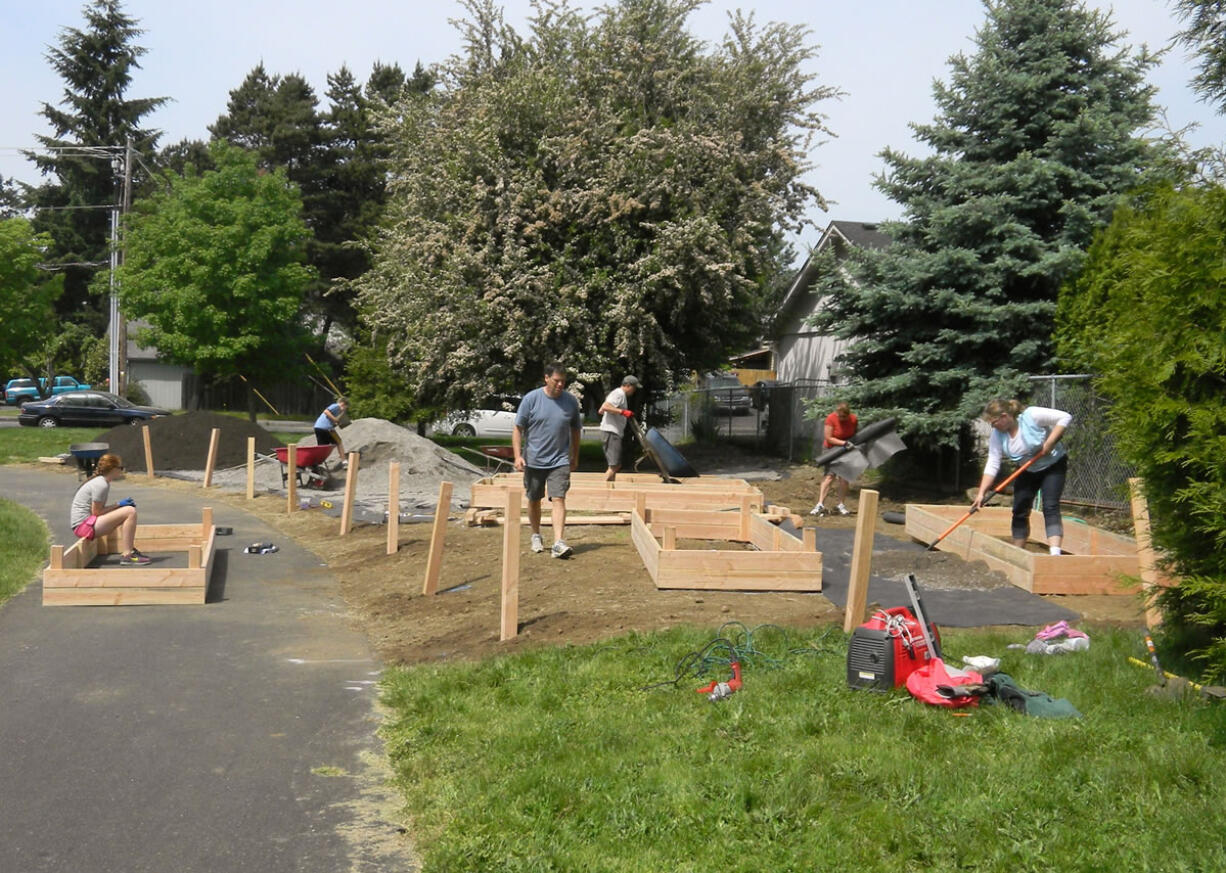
[
  {"xmin": 381, "ymin": 624, "xmax": 1226, "ymax": 872},
  {"xmin": 0, "ymin": 426, "xmax": 108, "ymax": 465},
  {"xmin": 0, "ymin": 499, "xmax": 48, "ymax": 605}
]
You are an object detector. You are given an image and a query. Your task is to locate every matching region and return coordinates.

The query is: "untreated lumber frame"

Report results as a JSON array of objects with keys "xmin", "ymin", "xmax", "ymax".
[
  {"xmin": 44, "ymin": 507, "xmax": 218, "ymax": 606},
  {"xmin": 629, "ymin": 506, "xmax": 822, "ymax": 592},
  {"xmin": 904, "ymin": 503, "xmax": 1141, "ymax": 595}
]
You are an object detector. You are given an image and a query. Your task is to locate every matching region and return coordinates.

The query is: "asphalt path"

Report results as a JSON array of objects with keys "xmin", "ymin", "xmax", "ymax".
[{"xmin": 0, "ymin": 467, "xmax": 416, "ymax": 872}]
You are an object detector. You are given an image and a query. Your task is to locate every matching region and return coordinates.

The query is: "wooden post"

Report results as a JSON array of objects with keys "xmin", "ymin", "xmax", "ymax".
[
  {"xmin": 739, "ymin": 495, "xmax": 753, "ymax": 541},
  {"xmin": 286, "ymin": 445, "xmax": 298, "ymax": 514},
  {"xmin": 142, "ymin": 425, "xmax": 154, "ymax": 478},
  {"xmin": 188, "ymin": 545, "xmax": 202, "ymax": 570},
  {"xmin": 387, "ymin": 461, "xmax": 401, "ymax": 555},
  {"xmin": 50, "ymin": 545, "xmax": 64, "ymax": 571},
  {"xmin": 339, "ymin": 451, "xmax": 360, "ymax": 535},
  {"xmin": 1129, "ymin": 478, "xmax": 1164, "ymax": 628},
  {"xmin": 202, "ymin": 507, "xmax": 213, "ymax": 536},
  {"xmin": 663, "ymin": 526, "xmax": 677, "ymax": 551},
  {"xmin": 843, "ymin": 489, "xmax": 879, "ymax": 633},
  {"xmin": 803, "ymin": 527, "xmax": 817, "ymax": 551},
  {"xmin": 246, "ymin": 437, "xmax": 255, "ymax": 500},
  {"xmin": 500, "ymin": 487, "xmax": 522, "ymax": 641},
  {"xmin": 422, "ymin": 481, "xmax": 454, "ymax": 595},
  {"xmin": 202, "ymin": 427, "xmax": 220, "ymax": 488}
]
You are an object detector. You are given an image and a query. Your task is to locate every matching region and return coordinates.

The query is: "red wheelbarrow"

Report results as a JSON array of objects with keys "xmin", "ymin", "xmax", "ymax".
[{"xmin": 272, "ymin": 444, "xmax": 336, "ymax": 489}]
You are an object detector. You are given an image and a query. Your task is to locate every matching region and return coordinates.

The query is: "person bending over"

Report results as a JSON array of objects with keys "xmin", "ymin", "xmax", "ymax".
[{"xmin": 973, "ymin": 398, "xmax": 1072, "ymax": 555}]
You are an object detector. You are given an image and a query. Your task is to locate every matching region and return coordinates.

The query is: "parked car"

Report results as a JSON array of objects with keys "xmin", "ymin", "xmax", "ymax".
[
  {"xmin": 5, "ymin": 375, "xmax": 92, "ymax": 406},
  {"xmin": 432, "ymin": 397, "xmax": 521, "ymax": 437},
  {"xmin": 17, "ymin": 391, "xmax": 171, "ymax": 428},
  {"xmin": 702, "ymin": 372, "xmax": 752, "ymax": 415}
]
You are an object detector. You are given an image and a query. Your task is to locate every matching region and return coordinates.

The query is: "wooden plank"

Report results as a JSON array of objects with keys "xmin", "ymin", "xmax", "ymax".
[
  {"xmin": 387, "ymin": 461, "xmax": 401, "ymax": 556},
  {"xmin": 339, "ymin": 452, "xmax": 360, "ymax": 535},
  {"xmin": 630, "ymin": 510, "xmax": 660, "ymax": 582},
  {"xmin": 843, "ymin": 489, "xmax": 878, "ymax": 632},
  {"xmin": 1129, "ymin": 477, "xmax": 1164, "ymax": 628},
  {"xmin": 44, "ymin": 566, "xmax": 207, "ymax": 589},
  {"xmin": 500, "ymin": 487, "xmax": 521, "ymax": 641},
  {"xmin": 655, "ymin": 551, "xmax": 822, "ymax": 591},
  {"xmin": 246, "ymin": 437, "xmax": 256, "ymax": 500},
  {"xmin": 43, "ymin": 588, "xmax": 206, "ymax": 606},
  {"xmin": 143, "ymin": 425, "xmax": 155, "ymax": 479},
  {"xmin": 422, "ymin": 481, "xmax": 453, "ymax": 596},
  {"xmin": 203, "ymin": 427, "xmax": 220, "ymax": 488},
  {"xmin": 286, "ymin": 445, "xmax": 298, "ymax": 514}
]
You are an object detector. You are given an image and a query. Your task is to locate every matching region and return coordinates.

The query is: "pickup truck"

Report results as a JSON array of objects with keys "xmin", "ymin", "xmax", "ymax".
[{"xmin": 4, "ymin": 376, "xmax": 92, "ymax": 406}]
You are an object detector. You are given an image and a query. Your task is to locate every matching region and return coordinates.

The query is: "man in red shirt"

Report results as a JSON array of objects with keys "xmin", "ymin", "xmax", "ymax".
[{"xmin": 811, "ymin": 402, "xmax": 858, "ymax": 516}]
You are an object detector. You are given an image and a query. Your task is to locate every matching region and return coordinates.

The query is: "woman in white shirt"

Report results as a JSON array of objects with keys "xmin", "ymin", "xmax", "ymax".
[{"xmin": 973, "ymin": 399, "xmax": 1072, "ymax": 555}]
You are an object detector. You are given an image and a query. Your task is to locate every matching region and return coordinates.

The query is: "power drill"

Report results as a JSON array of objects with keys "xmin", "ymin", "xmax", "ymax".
[{"xmin": 695, "ymin": 661, "xmax": 743, "ymax": 702}]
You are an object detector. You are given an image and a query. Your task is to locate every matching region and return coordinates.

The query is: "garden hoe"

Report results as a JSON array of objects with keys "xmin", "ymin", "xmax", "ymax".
[{"xmin": 925, "ymin": 454, "xmax": 1039, "ymax": 551}]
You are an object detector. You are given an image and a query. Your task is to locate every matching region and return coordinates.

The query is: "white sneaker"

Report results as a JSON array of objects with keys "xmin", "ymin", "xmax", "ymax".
[
  {"xmin": 809, "ymin": 503, "xmax": 825, "ymax": 516},
  {"xmin": 550, "ymin": 540, "xmax": 573, "ymax": 559},
  {"xmin": 835, "ymin": 504, "xmax": 850, "ymax": 516},
  {"xmin": 530, "ymin": 533, "xmax": 544, "ymax": 554}
]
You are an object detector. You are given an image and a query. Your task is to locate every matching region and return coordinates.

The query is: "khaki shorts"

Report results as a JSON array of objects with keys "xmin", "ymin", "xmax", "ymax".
[{"xmin": 601, "ymin": 432, "xmax": 624, "ymax": 467}]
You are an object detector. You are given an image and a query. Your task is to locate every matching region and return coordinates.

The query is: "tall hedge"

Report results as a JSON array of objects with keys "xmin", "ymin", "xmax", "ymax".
[{"xmin": 1058, "ymin": 183, "xmax": 1226, "ymax": 678}]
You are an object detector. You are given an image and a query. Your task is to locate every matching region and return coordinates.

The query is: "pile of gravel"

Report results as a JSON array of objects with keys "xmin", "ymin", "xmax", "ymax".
[
  {"xmin": 165, "ymin": 416, "xmax": 486, "ymax": 512},
  {"xmin": 93, "ymin": 411, "xmax": 281, "ymax": 473}
]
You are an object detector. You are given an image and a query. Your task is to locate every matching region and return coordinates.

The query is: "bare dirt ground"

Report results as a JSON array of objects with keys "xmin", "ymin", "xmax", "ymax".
[{"xmin": 117, "ymin": 439, "xmax": 1144, "ymax": 666}]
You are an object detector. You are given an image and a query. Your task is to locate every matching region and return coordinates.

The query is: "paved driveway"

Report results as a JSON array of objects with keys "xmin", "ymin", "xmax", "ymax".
[{"xmin": 0, "ymin": 467, "xmax": 415, "ymax": 872}]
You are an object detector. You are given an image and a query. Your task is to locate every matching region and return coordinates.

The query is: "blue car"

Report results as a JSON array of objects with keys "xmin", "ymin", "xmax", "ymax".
[{"xmin": 17, "ymin": 391, "xmax": 170, "ymax": 428}]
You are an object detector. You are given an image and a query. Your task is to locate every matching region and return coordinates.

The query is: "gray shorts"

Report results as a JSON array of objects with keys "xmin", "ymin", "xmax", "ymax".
[
  {"xmin": 523, "ymin": 466, "xmax": 570, "ymax": 502},
  {"xmin": 601, "ymin": 432, "xmax": 624, "ymax": 467}
]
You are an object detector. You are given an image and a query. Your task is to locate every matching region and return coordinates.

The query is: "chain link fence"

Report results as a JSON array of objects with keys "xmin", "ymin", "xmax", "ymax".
[
  {"xmin": 647, "ymin": 373, "xmax": 1131, "ymax": 509},
  {"xmin": 1024, "ymin": 374, "xmax": 1133, "ymax": 509}
]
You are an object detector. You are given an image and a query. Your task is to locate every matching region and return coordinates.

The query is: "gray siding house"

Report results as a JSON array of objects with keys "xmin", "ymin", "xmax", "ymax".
[{"xmin": 771, "ymin": 220, "xmax": 891, "ymax": 383}]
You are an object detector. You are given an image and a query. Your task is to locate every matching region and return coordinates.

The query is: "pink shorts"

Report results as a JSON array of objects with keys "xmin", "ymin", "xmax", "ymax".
[{"xmin": 74, "ymin": 515, "xmax": 98, "ymax": 540}]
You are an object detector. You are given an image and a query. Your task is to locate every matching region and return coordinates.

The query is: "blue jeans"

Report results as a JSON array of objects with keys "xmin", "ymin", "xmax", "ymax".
[{"xmin": 1011, "ymin": 455, "xmax": 1067, "ymax": 542}]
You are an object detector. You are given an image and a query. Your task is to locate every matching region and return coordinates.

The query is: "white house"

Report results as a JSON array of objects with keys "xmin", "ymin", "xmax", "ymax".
[{"xmin": 771, "ymin": 220, "xmax": 891, "ymax": 383}]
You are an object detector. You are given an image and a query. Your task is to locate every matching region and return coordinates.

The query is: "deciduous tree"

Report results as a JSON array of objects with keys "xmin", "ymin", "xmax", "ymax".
[
  {"xmin": 355, "ymin": 0, "xmax": 834, "ymax": 411},
  {"xmin": 0, "ymin": 219, "xmax": 64, "ymax": 377},
  {"xmin": 112, "ymin": 142, "xmax": 314, "ymax": 418}
]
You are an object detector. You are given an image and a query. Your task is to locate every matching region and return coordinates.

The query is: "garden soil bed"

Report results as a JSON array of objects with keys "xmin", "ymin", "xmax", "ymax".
[{"xmin": 131, "ymin": 431, "xmax": 1144, "ymax": 666}]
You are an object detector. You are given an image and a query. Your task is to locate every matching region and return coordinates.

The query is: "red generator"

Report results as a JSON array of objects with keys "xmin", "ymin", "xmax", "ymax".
[{"xmin": 846, "ymin": 607, "xmax": 941, "ymax": 691}]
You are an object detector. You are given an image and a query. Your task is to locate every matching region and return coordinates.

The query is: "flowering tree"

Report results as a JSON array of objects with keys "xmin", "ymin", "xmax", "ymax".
[{"xmin": 355, "ymin": 0, "xmax": 835, "ymax": 409}]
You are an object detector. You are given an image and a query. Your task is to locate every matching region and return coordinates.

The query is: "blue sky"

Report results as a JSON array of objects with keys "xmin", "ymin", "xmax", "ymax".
[{"xmin": 1, "ymin": 0, "xmax": 1219, "ymax": 242}]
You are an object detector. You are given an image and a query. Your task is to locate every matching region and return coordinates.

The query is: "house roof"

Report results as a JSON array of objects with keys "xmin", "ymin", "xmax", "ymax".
[{"xmin": 776, "ymin": 220, "xmax": 892, "ymax": 320}]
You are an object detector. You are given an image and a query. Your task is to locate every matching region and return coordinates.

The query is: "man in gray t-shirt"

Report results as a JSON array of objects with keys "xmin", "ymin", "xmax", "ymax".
[{"xmin": 513, "ymin": 362, "xmax": 582, "ymax": 559}]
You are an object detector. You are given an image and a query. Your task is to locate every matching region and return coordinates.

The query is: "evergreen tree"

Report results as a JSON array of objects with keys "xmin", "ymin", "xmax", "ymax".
[
  {"xmin": 1173, "ymin": 0, "xmax": 1226, "ymax": 113},
  {"xmin": 26, "ymin": 0, "xmax": 167, "ymax": 323},
  {"xmin": 809, "ymin": 0, "xmax": 1167, "ymax": 449},
  {"xmin": 355, "ymin": 0, "xmax": 833, "ymax": 412}
]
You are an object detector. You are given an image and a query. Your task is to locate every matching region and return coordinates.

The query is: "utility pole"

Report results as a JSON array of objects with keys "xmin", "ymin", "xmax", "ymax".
[
  {"xmin": 108, "ymin": 153, "xmax": 120, "ymax": 394},
  {"xmin": 119, "ymin": 136, "xmax": 132, "ymax": 395},
  {"xmin": 106, "ymin": 139, "xmax": 133, "ymax": 395}
]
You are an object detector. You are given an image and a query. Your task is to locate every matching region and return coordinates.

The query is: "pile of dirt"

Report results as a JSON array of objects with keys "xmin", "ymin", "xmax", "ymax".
[{"xmin": 93, "ymin": 411, "xmax": 281, "ymax": 473}]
